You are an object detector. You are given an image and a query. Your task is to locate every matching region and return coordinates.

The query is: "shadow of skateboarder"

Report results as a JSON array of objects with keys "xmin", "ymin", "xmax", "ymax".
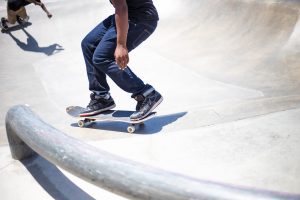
[{"xmin": 7, "ymin": 27, "xmax": 64, "ymax": 56}]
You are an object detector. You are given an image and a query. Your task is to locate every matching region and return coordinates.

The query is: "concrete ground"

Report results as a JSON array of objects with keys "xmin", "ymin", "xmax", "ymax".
[{"xmin": 1, "ymin": 0, "xmax": 300, "ymax": 199}]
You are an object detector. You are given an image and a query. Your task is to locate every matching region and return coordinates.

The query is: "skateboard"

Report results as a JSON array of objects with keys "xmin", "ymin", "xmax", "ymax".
[
  {"xmin": 0, "ymin": 16, "xmax": 30, "ymax": 33},
  {"xmin": 66, "ymin": 106, "xmax": 156, "ymax": 133}
]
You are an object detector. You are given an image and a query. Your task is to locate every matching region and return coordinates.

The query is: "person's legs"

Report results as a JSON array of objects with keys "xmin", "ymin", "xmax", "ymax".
[
  {"xmin": 91, "ymin": 18, "xmax": 153, "ymax": 96},
  {"xmin": 92, "ymin": 18, "xmax": 163, "ymax": 119},
  {"xmin": 16, "ymin": 7, "xmax": 29, "ymax": 22},
  {"xmin": 6, "ymin": 8, "xmax": 17, "ymax": 25},
  {"xmin": 80, "ymin": 14, "xmax": 162, "ymax": 118},
  {"xmin": 81, "ymin": 16, "xmax": 113, "ymax": 96},
  {"xmin": 7, "ymin": 7, "xmax": 28, "ymax": 25},
  {"xmin": 1, "ymin": 7, "xmax": 18, "ymax": 30},
  {"xmin": 126, "ymin": 20, "xmax": 163, "ymax": 119},
  {"xmin": 93, "ymin": 38, "xmax": 145, "ymax": 95},
  {"xmin": 92, "ymin": 18, "xmax": 161, "ymax": 93},
  {"xmin": 80, "ymin": 15, "xmax": 116, "ymax": 116}
]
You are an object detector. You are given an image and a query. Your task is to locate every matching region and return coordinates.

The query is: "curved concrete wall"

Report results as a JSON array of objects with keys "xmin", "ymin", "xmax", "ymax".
[
  {"xmin": 155, "ymin": 0, "xmax": 300, "ymax": 96},
  {"xmin": 5, "ymin": 105, "xmax": 300, "ymax": 200}
]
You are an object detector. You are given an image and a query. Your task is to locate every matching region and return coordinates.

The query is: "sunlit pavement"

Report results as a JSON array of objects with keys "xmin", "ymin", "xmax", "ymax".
[{"xmin": 1, "ymin": 0, "xmax": 300, "ymax": 199}]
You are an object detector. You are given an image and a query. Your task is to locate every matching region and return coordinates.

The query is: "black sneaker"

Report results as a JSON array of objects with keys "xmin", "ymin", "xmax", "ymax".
[
  {"xmin": 1, "ymin": 17, "xmax": 8, "ymax": 30},
  {"xmin": 130, "ymin": 89, "xmax": 163, "ymax": 121},
  {"xmin": 132, "ymin": 93, "xmax": 145, "ymax": 111},
  {"xmin": 80, "ymin": 93, "xmax": 116, "ymax": 117}
]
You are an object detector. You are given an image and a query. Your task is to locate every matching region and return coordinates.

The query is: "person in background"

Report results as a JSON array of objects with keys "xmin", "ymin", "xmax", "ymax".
[{"xmin": 1, "ymin": 0, "xmax": 52, "ymax": 30}]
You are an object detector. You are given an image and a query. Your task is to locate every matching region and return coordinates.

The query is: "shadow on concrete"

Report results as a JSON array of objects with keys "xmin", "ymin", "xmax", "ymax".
[
  {"xmin": 71, "ymin": 112, "xmax": 187, "ymax": 134},
  {"xmin": 21, "ymin": 154, "xmax": 95, "ymax": 200},
  {"xmin": 6, "ymin": 27, "xmax": 64, "ymax": 56}
]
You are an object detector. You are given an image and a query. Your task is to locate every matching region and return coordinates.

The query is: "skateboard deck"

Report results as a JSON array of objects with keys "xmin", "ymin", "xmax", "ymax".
[
  {"xmin": 66, "ymin": 106, "xmax": 156, "ymax": 133},
  {"xmin": 0, "ymin": 20, "xmax": 30, "ymax": 33}
]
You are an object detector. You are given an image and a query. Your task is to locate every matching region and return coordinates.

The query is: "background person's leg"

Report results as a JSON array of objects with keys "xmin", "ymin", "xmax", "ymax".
[{"xmin": 7, "ymin": 8, "xmax": 17, "ymax": 24}]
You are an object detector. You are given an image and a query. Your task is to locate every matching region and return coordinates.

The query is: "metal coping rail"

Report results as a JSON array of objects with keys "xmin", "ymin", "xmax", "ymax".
[{"xmin": 5, "ymin": 105, "xmax": 300, "ymax": 200}]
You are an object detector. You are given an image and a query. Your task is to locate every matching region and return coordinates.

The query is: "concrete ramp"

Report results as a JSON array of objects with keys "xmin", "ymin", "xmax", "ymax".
[
  {"xmin": 1, "ymin": 0, "xmax": 300, "ymax": 199},
  {"xmin": 155, "ymin": 0, "xmax": 300, "ymax": 96}
]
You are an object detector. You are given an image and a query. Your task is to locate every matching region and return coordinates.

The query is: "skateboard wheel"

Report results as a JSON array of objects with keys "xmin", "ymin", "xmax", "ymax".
[
  {"xmin": 78, "ymin": 120, "xmax": 85, "ymax": 128},
  {"xmin": 127, "ymin": 125, "xmax": 135, "ymax": 133}
]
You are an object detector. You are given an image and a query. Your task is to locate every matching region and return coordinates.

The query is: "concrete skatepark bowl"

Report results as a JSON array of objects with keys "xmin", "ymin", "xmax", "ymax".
[{"xmin": 1, "ymin": 0, "xmax": 300, "ymax": 199}]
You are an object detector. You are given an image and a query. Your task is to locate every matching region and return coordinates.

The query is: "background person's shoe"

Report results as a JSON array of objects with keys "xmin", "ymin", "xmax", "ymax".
[{"xmin": 1, "ymin": 17, "xmax": 8, "ymax": 30}]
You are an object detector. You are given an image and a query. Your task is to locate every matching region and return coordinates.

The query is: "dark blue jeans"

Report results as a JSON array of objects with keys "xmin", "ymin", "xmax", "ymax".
[{"xmin": 81, "ymin": 15, "xmax": 157, "ymax": 98}]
